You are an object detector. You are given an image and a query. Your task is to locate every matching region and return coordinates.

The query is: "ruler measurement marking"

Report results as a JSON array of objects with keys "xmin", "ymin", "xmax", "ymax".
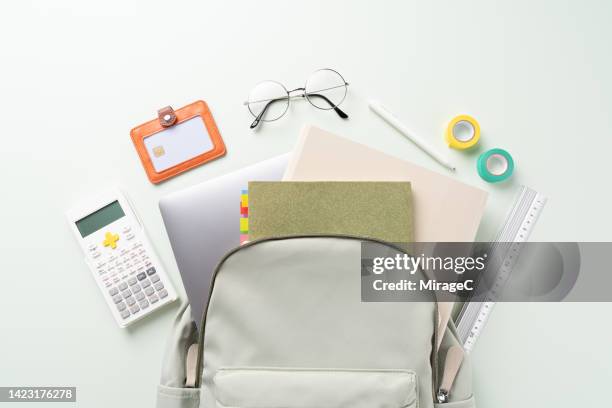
[{"xmin": 456, "ymin": 186, "xmax": 547, "ymax": 352}]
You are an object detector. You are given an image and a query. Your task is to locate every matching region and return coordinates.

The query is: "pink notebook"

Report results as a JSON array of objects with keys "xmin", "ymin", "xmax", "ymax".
[{"xmin": 283, "ymin": 126, "xmax": 488, "ymax": 242}]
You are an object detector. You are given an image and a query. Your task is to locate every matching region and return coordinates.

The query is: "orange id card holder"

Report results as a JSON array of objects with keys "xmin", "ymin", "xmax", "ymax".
[{"xmin": 130, "ymin": 100, "xmax": 226, "ymax": 184}]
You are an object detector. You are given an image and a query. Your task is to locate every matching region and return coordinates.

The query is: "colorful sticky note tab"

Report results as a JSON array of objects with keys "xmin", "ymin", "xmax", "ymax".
[
  {"xmin": 240, "ymin": 217, "xmax": 249, "ymax": 233},
  {"xmin": 240, "ymin": 194, "xmax": 248, "ymax": 207}
]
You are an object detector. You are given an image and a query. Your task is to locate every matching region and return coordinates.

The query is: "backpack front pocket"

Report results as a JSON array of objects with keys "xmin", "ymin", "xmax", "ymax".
[{"xmin": 213, "ymin": 367, "xmax": 418, "ymax": 408}]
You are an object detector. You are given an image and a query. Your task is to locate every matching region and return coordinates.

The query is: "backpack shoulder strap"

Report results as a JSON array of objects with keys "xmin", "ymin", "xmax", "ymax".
[{"xmin": 436, "ymin": 302, "xmax": 454, "ymax": 351}]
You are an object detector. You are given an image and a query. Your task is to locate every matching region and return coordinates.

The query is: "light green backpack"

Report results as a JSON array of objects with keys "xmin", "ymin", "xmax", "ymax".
[{"xmin": 156, "ymin": 236, "xmax": 475, "ymax": 408}]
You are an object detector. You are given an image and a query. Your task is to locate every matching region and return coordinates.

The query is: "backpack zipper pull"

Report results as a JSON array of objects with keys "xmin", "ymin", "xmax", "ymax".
[{"xmin": 437, "ymin": 345, "xmax": 464, "ymax": 403}]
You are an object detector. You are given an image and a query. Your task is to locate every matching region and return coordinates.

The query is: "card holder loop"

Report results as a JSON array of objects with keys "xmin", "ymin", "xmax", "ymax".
[{"xmin": 158, "ymin": 106, "xmax": 178, "ymax": 127}]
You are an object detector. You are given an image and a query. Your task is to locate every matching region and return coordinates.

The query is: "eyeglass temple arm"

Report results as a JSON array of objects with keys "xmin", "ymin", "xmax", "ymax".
[
  {"xmin": 307, "ymin": 93, "xmax": 349, "ymax": 119},
  {"xmin": 250, "ymin": 93, "xmax": 349, "ymax": 129},
  {"xmin": 250, "ymin": 97, "xmax": 287, "ymax": 129}
]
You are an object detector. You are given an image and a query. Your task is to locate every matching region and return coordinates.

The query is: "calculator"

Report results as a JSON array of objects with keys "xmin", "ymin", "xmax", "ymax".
[{"xmin": 66, "ymin": 188, "xmax": 177, "ymax": 327}]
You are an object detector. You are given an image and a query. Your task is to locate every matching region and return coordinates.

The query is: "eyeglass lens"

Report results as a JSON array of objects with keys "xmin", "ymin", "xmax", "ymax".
[
  {"xmin": 305, "ymin": 69, "xmax": 347, "ymax": 110},
  {"xmin": 247, "ymin": 81, "xmax": 289, "ymax": 122}
]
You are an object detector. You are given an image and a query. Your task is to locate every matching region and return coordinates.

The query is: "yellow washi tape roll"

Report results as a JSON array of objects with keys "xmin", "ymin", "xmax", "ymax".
[{"xmin": 445, "ymin": 115, "xmax": 480, "ymax": 150}]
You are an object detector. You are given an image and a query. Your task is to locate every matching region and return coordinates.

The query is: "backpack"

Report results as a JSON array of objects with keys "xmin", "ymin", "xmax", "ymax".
[{"xmin": 156, "ymin": 235, "xmax": 476, "ymax": 408}]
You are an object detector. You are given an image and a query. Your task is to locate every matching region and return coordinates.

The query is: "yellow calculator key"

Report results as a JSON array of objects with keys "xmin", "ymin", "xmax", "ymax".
[{"xmin": 103, "ymin": 232, "xmax": 120, "ymax": 249}]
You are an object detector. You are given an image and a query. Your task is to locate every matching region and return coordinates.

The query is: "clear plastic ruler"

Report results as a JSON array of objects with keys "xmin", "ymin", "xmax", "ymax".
[{"xmin": 456, "ymin": 186, "xmax": 547, "ymax": 352}]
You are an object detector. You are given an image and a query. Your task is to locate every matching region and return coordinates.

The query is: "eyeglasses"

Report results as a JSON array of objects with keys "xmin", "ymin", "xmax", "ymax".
[{"xmin": 244, "ymin": 68, "xmax": 349, "ymax": 129}]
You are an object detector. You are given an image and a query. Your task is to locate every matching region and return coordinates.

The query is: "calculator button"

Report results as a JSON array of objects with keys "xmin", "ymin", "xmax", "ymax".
[
  {"xmin": 126, "ymin": 296, "xmax": 136, "ymax": 306},
  {"xmin": 137, "ymin": 273, "xmax": 146, "ymax": 281},
  {"xmin": 154, "ymin": 282, "xmax": 164, "ymax": 291},
  {"xmin": 118, "ymin": 282, "xmax": 127, "ymax": 291},
  {"xmin": 158, "ymin": 289, "xmax": 168, "ymax": 299},
  {"xmin": 149, "ymin": 294, "xmax": 159, "ymax": 303},
  {"xmin": 129, "ymin": 305, "xmax": 140, "ymax": 314},
  {"xmin": 150, "ymin": 274, "xmax": 160, "ymax": 283},
  {"xmin": 135, "ymin": 292, "xmax": 145, "ymax": 301},
  {"xmin": 102, "ymin": 232, "xmax": 120, "ymax": 250},
  {"xmin": 120, "ymin": 310, "xmax": 130, "ymax": 319},
  {"xmin": 112, "ymin": 294, "xmax": 123, "ymax": 304},
  {"xmin": 141, "ymin": 279, "xmax": 151, "ymax": 288},
  {"xmin": 122, "ymin": 226, "xmax": 131, "ymax": 233},
  {"xmin": 144, "ymin": 287, "xmax": 155, "ymax": 296},
  {"xmin": 139, "ymin": 299, "xmax": 149, "ymax": 309},
  {"xmin": 146, "ymin": 267, "xmax": 156, "ymax": 276},
  {"xmin": 132, "ymin": 284, "xmax": 142, "ymax": 293},
  {"xmin": 108, "ymin": 287, "xmax": 119, "ymax": 296},
  {"xmin": 117, "ymin": 301, "xmax": 127, "ymax": 311},
  {"xmin": 121, "ymin": 289, "xmax": 132, "ymax": 298},
  {"xmin": 92, "ymin": 252, "xmax": 101, "ymax": 259},
  {"xmin": 126, "ymin": 232, "xmax": 135, "ymax": 240},
  {"xmin": 128, "ymin": 277, "xmax": 137, "ymax": 286}
]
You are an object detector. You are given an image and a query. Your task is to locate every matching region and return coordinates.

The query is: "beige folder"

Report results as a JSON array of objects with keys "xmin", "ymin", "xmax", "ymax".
[{"xmin": 283, "ymin": 126, "xmax": 488, "ymax": 242}]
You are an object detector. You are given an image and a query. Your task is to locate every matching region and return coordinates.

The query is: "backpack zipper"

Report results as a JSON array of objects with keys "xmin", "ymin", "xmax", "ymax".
[
  {"xmin": 193, "ymin": 234, "xmax": 440, "ymax": 399},
  {"xmin": 436, "ymin": 345, "xmax": 464, "ymax": 403}
]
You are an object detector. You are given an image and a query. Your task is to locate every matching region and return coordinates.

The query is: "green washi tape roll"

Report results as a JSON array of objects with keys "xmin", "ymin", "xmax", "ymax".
[{"xmin": 477, "ymin": 148, "xmax": 514, "ymax": 182}]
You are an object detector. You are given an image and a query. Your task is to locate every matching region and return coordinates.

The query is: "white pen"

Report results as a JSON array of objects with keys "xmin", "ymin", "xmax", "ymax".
[{"xmin": 369, "ymin": 100, "xmax": 456, "ymax": 171}]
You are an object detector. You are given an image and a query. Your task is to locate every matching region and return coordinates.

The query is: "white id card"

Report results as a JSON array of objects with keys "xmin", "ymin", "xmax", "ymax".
[{"xmin": 144, "ymin": 117, "xmax": 214, "ymax": 172}]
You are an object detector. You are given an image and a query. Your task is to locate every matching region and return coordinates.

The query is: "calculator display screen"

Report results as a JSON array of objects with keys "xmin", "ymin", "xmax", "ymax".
[{"xmin": 76, "ymin": 201, "xmax": 125, "ymax": 238}]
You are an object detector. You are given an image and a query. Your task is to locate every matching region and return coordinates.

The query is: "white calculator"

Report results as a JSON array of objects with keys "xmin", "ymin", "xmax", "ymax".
[{"xmin": 66, "ymin": 188, "xmax": 177, "ymax": 327}]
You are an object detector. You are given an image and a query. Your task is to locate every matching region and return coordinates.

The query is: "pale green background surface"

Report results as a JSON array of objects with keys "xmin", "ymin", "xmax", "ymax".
[{"xmin": 0, "ymin": 0, "xmax": 611, "ymax": 406}]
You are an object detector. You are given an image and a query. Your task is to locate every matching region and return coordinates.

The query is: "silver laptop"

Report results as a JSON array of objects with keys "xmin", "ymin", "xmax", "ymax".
[{"xmin": 159, "ymin": 154, "xmax": 289, "ymax": 325}]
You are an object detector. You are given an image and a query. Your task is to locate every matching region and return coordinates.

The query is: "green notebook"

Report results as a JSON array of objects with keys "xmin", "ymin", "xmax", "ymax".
[{"xmin": 248, "ymin": 181, "xmax": 413, "ymax": 243}]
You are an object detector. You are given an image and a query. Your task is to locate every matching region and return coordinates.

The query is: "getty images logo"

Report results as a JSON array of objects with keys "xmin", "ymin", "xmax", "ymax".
[{"xmin": 371, "ymin": 253, "xmax": 487, "ymax": 275}]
